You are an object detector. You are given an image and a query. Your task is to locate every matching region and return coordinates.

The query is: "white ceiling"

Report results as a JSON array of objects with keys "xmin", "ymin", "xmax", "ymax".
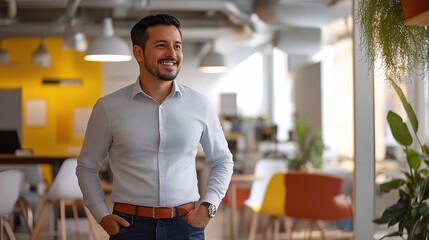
[{"xmin": 0, "ymin": 0, "xmax": 352, "ymax": 53}]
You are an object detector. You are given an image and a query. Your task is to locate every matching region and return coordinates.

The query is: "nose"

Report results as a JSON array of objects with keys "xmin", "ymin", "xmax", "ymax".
[{"xmin": 165, "ymin": 45, "xmax": 176, "ymax": 58}]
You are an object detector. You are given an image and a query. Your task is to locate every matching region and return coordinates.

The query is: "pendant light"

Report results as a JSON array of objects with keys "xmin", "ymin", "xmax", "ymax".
[
  {"xmin": 63, "ymin": 31, "xmax": 87, "ymax": 52},
  {"xmin": 0, "ymin": 39, "xmax": 18, "ymax": 66},
  {"xmin": 32, "ymin": 38, "xmax": 51, "ymax": 67},
  {"xmin": 198, "ymin": 42, "xmax": 228, "ymax": 73},
  {"xmin": 84, "ymin": 18, "xmax": 132, "ymax": 62},
  {"xmin": 63, "ymin": 18, "xmax": 87, "ymax": 52},
  {"xmin": 0, "ymin": 39, "xmax": 10, "ymax": 65}
]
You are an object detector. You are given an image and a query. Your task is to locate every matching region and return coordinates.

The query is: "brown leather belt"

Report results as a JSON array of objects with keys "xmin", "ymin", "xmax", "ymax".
[{"xmin": 113, "ymin": 202, "xmax": 195, "ymax": 219}]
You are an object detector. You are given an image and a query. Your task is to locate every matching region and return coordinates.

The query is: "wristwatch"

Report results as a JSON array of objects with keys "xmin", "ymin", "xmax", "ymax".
[{"xmin": 201, "ymin": 202, "xmax": 217, "ymax": 218}]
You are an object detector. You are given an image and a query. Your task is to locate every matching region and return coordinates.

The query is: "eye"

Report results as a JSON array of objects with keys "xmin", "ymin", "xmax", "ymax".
[
  {"xmin": 175, "ymin": 44, "xmax": 182, "ymax": 50},
  {"xmin": 156, "ymin": 43, "xmax": 166, "ymax": 48}
]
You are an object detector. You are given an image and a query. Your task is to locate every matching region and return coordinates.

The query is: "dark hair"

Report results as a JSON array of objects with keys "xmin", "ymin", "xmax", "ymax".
[{"xmin": 130, "ymin": 14, "xmax": 182, "ymax": 50}]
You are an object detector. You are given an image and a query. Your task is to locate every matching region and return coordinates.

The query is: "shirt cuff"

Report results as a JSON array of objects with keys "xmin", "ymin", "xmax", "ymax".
[
  {"xmin": 91, "ymin": 202, "xmax": 111, "ymax": 223},
  {"xmin": 202, "ymin": 192, "xmax": 222, "ymax": 209}
]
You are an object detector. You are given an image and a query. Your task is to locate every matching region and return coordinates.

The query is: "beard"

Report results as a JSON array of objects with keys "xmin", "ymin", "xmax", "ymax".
[{"xmin": 144, "ymin": 57, "xmax": 180, "ymax": 81}]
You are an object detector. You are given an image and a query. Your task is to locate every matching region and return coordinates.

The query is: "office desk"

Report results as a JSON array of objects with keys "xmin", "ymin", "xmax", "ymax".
[{"xmin": 0, "ymin": 154, "xmax": 75, "ymax": 178}]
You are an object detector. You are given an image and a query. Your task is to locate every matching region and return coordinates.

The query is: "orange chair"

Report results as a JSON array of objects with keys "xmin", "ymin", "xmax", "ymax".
[{"xmin": 284, "ymin": 171, "xmax": 353, "ymax": 240}]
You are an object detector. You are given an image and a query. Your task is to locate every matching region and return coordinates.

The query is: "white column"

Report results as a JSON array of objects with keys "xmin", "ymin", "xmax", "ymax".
[{"xmin": 353, "ymin": 0, "xmax": 376, "ymax": 238}]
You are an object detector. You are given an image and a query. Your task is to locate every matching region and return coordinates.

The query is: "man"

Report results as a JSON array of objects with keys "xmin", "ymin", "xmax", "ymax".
[{"xmin": 76, "ymin": 14, "xmax": 233, "ymax": 239}]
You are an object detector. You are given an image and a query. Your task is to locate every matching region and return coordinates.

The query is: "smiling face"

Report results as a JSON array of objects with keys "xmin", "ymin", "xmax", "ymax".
[{"xmin": 134, "ymin": 25, "xmax": 183, "ymax": 82}]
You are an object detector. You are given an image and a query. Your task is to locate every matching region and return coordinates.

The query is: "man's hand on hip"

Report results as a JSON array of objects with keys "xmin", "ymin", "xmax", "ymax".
[
  {"xmin": 185, "ymin": 205, "xmax": 211, "ymax": 228},
  {"xmin": 100, "ymin": 214, "xmax": 130, "ymax": 235}
]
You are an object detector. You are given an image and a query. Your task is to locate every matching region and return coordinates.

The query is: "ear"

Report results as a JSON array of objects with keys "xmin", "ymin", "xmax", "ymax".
[{"xmin": 133, "ymin": 45, "xmax": 144, "ymax": 62}]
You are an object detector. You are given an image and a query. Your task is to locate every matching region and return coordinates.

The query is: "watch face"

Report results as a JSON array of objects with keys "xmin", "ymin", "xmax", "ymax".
[{"xmin": 208, "ymin": 204, "xmax": 217, "ymax": 217}]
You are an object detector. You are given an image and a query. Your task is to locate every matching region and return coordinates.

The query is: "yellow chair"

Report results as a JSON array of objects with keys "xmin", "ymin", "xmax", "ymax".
[{"xmin": 248, "ymin": 172, "xmax": 291, "ymax": 240}]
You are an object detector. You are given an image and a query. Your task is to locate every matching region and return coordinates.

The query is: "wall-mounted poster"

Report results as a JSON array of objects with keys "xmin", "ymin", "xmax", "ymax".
[
  {"xmin": 26, "ymin": 99, "xmax": 47, "ymax": 127},
  {"xmin": 220, "ymin": 93, "xmax": 237, "ymax": 118},
  {"xmin": 74, "ymin": 108, "xmax": 92, "ymax": 137}
]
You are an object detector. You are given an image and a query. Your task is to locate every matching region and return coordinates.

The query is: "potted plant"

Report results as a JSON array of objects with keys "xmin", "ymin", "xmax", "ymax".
[
  {"xmin": 263, "ymin": 114, "xmax": 325, "ymax": 171},
  {"xmin": 373, "ymin": 80, "xmax": 429, "ymax": 239},
  {"xmin": 356, "ymin": 0, "xmax": 429, "ymax": 84},
  {"xmin": 287, "ymin": 114, "xmax": 325, "ymax": 171}
]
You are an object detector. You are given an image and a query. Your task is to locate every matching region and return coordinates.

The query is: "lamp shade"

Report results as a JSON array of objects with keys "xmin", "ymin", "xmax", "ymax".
[
  {"xmin": 198, "ymin": 49, "xmax": 228, "ymax": 73},
  {"xmin": 32, "ymin": 40, "xmax": 50, "ymax": 67},
  {"xmin": 84, "ymin": 18, "xmax": 132, "ymax": 62},
  {"xmin": 63, "ymin": 31, "xmax": 87, "ymax": 52},
  {"xmin": 0, "ymin": 49, "xmax": 9, "ymax": 65}
]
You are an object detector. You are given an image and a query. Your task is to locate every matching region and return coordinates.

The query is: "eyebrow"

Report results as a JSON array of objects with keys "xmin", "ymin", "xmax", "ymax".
[{"xmin": 154, "ymin": 40, "xmax": 182, "ymax": 45}]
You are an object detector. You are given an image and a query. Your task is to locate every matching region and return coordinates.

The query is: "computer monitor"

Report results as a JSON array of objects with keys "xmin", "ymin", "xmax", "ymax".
[{"xmin": 0, "ymin": 130, "xmax": 21, "ymax": 154}]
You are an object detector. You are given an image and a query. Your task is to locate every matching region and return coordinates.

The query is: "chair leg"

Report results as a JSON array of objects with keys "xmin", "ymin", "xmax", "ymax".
[
  {"xmin": 283, "ymin": 217, "xmax": 292, "ymax": 240},
  {"xmin": 59, "ymin": 200, "xmax": 67, "ymax": 240},
  {"xmin": 263, "ymin": 216, "xmax": 274, "ymax": 240},
  {"xmin": 308, "ymin": 220, "xmax": 313, "ymax": 240},
  {"xmin": 83, "ymin": 205, "xmax": 99, "ymax": 240},
  {"xmin": 273, "ymin": 217, "xmax": 279, "ymax": 240},
  {"xmin": 32, "ymin": 200, "xmax": 51, "ymax": 240},
  {"xmin": 71, "ymin": 201, "xmax": 81, "ymax": 240},
  {"xmin": 291, "ymin": 219, "xmax": 300, "ymax": 240},
  {"xmin": 313, "ymin": 221, "xmax": 325, "ymax": 240},
  {"xmin": 2, "ymin": 218, "xmax": 17, "ymax": 240},
  {"xmin": 248, "ymin": 213, "xmax": 259, "ymax": 240},
  {"xmin": 17, "ymin": 198, "xmax": 33, "ymax": 236}
]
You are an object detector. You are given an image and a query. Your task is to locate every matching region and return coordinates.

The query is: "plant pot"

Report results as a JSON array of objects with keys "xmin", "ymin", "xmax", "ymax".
[{"xmin": 400, "ymin": 0, "xmax": 429, "ymax": 25}]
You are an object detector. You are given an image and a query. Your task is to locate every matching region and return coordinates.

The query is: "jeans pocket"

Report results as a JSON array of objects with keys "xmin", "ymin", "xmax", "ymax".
[
  {"xmin": 180, "ymin": 217, "xmax": 205, "ymax": 230},
  {"xmin": 109, "ymin": 211, "xmax": 134, "ymax": 239}
]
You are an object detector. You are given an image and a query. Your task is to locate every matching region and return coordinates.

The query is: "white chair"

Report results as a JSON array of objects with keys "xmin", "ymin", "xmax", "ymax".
[
  {"xmin": 31, "ymin": 158, "xmax": 99, "ymax": 240},
  {"xmin": 244, "ymin": 159, "xmax": 287, "ymax": 240},
  {"xmin": 0, "ymin": 169, "xmax": 24, "ymax": 240},
  {"xmin": 0, "ymin": 164, "xmax": 47, "ymax": 234}
]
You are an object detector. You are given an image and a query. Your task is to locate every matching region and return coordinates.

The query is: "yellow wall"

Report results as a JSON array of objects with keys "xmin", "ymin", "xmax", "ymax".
[{"xmin": 0, "ymin": 38, "xmax": 102, "ymax": 156}]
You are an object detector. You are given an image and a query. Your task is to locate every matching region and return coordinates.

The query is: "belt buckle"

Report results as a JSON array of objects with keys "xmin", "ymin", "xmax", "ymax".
[{"xmin": 152, "ymin": 207, "xmax": 175, "ymax": 219}]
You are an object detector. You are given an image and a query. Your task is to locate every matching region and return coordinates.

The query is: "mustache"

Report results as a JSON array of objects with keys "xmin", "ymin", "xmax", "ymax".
[{"xmin": 159, "ymin": 57, "xmax": 178, "ymax": 62}]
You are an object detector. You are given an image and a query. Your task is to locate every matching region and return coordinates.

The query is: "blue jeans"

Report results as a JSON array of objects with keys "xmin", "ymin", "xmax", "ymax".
[{"xmin": 109, "ymin": 210, "xmax": 205, "ymax": 240}]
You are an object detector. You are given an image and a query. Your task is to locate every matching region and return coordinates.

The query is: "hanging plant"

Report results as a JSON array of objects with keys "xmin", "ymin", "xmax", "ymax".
[{"xmin": 356, "ymin": 0, "xmax": 429, "ymax": 82}]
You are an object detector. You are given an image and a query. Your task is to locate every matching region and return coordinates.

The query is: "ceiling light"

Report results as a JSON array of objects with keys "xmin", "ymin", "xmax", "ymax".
[
  {"xmin": 32, "ymin": 39, "xmax": 51, "ymax": 67},
  {"xmin": 63, "ymin": 31, "xmax": 87, "ymax": 52},
  {"xmin": 0, "ymin": 49, "xmax": 10, "ymax": 65},
  {"xmin": 0, "ymin": 39, "xmax": 18, "ymax": 66},
  {"xmin": 84, "ymin": 18, "xmax": 132, "ymax": 62},
  {"xmin": 198, "ymin": 49, "xmax": 228, "ymax": 73}
]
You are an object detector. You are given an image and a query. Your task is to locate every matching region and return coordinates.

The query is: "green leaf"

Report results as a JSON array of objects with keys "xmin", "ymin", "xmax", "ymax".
[
  {"xmin": 390, "ymin": 80, "xmax": 418, "ymax": 134},
  {"xmin": 379, "ymin": 179, "xmax": 406, "ymax": 192},
  {"xmin": 422, "ymin": 145, "xmax": 429, "ymax": 155},
  {"xmin": 377, "ymin": 231, "xmax": 403, "ymax": 240},
  {"xmin": 406, "ymin": 148, "xmax": 421, "ymax": 171},
  {"xmin": 423, "ymin": 177, "xmax": 429, "ymax": 200},
  {"xmin": 419, "ymin": 206, "xmax": 429, "ymax": 218},
  {"xmin": 387, "ymin": 111, "xmax": 412, "ymax": 146},
  {"xmin": 421, "ymin": 169, "xmax": 429, "ymax": 177}
]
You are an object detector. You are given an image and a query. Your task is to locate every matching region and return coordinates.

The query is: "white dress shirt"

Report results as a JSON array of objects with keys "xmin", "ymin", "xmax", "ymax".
[{"xmin": 76, "ymin": 78, "xmax": 233, "ymax": 222}]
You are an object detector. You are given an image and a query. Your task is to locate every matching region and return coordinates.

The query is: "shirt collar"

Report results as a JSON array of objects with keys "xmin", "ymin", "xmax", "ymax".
[{"xmin": 131, "ymin": 77, "xmax": 182, "ymax": 99}]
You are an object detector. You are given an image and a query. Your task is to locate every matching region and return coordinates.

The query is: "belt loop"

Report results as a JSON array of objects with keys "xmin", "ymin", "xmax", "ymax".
[
  {"xmin": 170, "ymin": 207, "xmax": 174, "ymax": 218},
  {"xmin": 176, "ymin": 206, "xmax": 180, "ymax": 217},
  {"xmin": 135, "ymin": 205, "xmax": 139, "ymax": 217}
]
